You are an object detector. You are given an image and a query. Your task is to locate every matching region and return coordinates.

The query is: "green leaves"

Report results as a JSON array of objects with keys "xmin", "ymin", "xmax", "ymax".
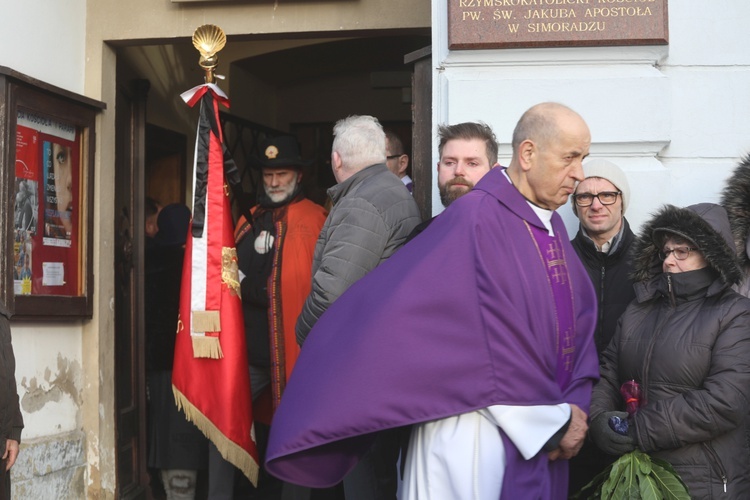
[
  {"xmin": 572, "ymin": 450, "xmax": 691, "ymax": 500},
  {"xmin": 648, "ymin": 457, "xmax": 691, "ymax": 500}
]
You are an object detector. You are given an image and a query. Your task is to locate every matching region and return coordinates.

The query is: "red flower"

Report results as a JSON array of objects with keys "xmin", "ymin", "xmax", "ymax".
[{"xmin": 620, "ymin": 379, "xmax": 644, "ymax": 416}]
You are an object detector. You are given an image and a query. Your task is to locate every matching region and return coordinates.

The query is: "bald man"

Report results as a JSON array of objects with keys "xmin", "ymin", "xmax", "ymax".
[{"xmin": 265, "ymin": 103, "xmax": 599, "ymax": 499}]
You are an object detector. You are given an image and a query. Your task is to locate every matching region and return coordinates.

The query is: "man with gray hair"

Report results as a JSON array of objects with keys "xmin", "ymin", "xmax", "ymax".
[
  {"xmin": 568, "ymin": 159, "xmax": 636, "ymax": 494},
  {"xmin": 296, "ymin": 115, "xmax": 421, "ymax": 344},
  {"xmin": 295, "ymin": 114, "xmax": 420, "ymax": 498}
]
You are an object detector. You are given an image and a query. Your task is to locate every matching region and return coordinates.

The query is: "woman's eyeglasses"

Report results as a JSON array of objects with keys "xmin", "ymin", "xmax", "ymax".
[{"xmin": 659, "ymin": 246, "xmax": 698, "ymax": 261}]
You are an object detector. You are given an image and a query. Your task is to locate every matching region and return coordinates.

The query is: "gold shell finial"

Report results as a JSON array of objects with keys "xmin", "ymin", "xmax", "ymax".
[{"xmin": 192, "ymin": 24, "xmax": 226, "ymax": 84}]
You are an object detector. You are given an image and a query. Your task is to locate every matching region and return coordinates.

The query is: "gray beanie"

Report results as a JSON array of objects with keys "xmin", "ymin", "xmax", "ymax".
[{"xmin": 578, "ymin": 159, "xmax": 630, "ymax": 214}]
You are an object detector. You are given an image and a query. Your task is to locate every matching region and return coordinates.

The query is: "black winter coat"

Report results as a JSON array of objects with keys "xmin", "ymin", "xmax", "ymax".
[
  {"xmin": 721, "ymin": 154, "xmax": 750, "ymax": 297},
  {"xmin": 0, "ymin": 305, "xmax": 22, "ymax": 454},
  {"xmin": 145, "ymin": 244, "xmax": 185, "ymax": 372},
  {"xmin": 571, "ymin": 219, "xmax": 636, "ymax": 354},
  {"xmin": 590, "ymin": 204, "xmax": 750, "ymax": 498}
]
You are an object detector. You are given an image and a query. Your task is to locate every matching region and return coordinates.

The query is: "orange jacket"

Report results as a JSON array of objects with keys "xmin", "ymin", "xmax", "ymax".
[{"xmin": 235, "ymin": 197, "xmax": 327, "ymax": 412}]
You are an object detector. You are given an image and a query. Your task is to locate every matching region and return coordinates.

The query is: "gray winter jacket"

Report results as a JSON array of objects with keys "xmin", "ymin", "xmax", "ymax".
[
  {"xmin": 590, "ymin": 203, "xmax": 750, "ymax": 499},
  {"xmin": 296, "ymin": 163, "xmax": 420, "ymax": 344}
]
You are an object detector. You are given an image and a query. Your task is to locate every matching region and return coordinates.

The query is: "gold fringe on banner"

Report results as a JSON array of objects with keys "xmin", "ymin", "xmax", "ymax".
[
  {"xmin": 193, "ymin": 310, "xmax": 222, "ymax": 332},
  {"xmin": 192, "ymin": 335, "xmax": 224, "ymax": 359},
  {"xmin": 173, "ymin": 385, "xmax": 259, "ymax": 486}
]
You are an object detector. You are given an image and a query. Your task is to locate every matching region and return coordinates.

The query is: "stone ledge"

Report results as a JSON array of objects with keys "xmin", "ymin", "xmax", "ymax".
[{"xmin": 11, "ymin": 430, "xmax": 85, "ymax": 499}]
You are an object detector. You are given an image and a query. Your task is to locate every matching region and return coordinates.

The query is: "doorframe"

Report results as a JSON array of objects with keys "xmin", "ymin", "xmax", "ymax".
[
  {"xmin": 114, "ymin": 77, "xmax": 150, "ymax": 500},
  {"xmin": 406, "ymin": 46, "xmax": 433, "ymax": 221}
]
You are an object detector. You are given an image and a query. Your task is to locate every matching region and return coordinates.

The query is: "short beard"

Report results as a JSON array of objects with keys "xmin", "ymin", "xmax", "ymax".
[
  {"xmin": 265, "ymin": 178, "xmax": 298, "ymax": 204},
  {"xmin": 439, "ymin": 178, "xmax": 474, "ymax": 207}
]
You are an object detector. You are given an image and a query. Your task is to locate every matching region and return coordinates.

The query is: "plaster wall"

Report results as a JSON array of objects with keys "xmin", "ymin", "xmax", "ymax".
[
  {"xmin": 1, "ymin": 2, "xmax": 90, "ymax": 498},
  {"xmin": 0, "ymin": 1, "xmax": 87, "ymax": 93},
  {"xmin": 431, "ymin": 0, "xmax": 750, "ymax": 237},
  {"xmin": 86, "ymin": 0, "xmax": 429, "ymax": 46}
]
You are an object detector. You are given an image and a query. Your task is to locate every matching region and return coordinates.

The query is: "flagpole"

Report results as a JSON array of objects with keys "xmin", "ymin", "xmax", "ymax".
[{"xmin": 172, "ymin": 24, "xmax": 260, "ymax": 485}]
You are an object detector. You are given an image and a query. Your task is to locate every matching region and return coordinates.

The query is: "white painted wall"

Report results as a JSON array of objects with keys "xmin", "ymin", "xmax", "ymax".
[
  {"xmin": 0, "ymin": 1, "xmax": 87, "ymax": 94},
  {"xmin": 431, "ymin": 0, "xmax": 750, "ymax": 238},
  {"xmin": 0, "ymin": 0, "xmax": 88, "ymax": 493},
  {"xmin": 13, "ymin": 324, "xmax": 83, "ymax": 439}
]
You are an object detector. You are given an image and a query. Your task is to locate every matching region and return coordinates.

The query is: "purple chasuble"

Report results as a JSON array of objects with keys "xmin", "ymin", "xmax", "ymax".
[{"xmin": 265, "ymin": 167, "xmax": 599, "ymax": 498}]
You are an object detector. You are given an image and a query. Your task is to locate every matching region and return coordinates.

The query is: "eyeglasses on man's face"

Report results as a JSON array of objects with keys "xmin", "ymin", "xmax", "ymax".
[
  {"xmin": 659, "ymin": 246, "xmax": 698, "ymax": 261},
  {"xmin": 572, "ymin": 191, "xmax": 621, "ymax": 207},
  {"xmin": 386, "ymin": 154, "xmax": 405, "ymax": 160}
]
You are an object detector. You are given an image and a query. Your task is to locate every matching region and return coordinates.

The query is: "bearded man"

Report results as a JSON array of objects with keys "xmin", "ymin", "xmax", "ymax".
[
  {"xmin": 407, "ymin": 121, "xmax": 498, "ymax": 241},
  {"xmin": 207, "ymin": 135, "xmax": 327, "ymax": 499}
]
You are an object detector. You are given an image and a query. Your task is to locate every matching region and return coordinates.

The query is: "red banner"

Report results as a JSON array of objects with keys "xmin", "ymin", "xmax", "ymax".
[{"xmin": 172, "ymin": 84, "xmax": 259, "ymax": 484}]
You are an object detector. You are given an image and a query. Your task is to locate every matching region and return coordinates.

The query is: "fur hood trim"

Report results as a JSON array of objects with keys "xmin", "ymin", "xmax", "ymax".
[
  {"xmin": 631, "ymin": 203, "xmax": 742, "ymax": 285},
  {"xmin": 720, "ymin": 154, "xmax": 750, "ymax": 268}
]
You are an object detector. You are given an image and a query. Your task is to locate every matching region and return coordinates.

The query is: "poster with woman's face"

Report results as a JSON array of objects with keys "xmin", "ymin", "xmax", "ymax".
[{"xmin": 43, "ymin": 140, "xmax": 74, "ymax": 243}]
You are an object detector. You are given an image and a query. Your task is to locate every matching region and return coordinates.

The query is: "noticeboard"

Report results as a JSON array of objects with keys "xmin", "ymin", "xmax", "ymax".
[{"xmin": 0, "ymin": 67, "xmax": 104, "ymax": 319}]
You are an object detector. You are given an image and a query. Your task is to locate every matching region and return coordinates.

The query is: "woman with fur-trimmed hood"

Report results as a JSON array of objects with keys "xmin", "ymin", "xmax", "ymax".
[
  {"xmin": 589, "ymin": 203, "xmax": 750, "ymax": 498},
  {"xmin": 720, "ymin": 154, "xmax": 750, "ymax": 297}
]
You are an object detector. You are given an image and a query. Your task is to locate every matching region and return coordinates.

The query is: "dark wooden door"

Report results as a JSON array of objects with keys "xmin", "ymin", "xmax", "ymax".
[
  {"xmin": 114, "ymin": 78, "xmax": 150, "ymax": 500},
  {"xmin": 406, "ymin": 46, "xmax": 433, "ymax": 221}
]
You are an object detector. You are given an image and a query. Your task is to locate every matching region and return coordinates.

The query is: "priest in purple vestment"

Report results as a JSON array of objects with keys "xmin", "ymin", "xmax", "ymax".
[{"xmin": 265, "ymin": 102, "xmax": 599, "ymax": 499}]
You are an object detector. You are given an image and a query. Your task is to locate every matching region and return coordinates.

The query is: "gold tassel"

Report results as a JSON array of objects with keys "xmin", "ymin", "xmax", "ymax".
[
  {"xmin": 173, "ymin": 386, "xmax": 259, "ymax": 486},
  {"xmin": 192, "ymin": 310, "xmax": 221, "ymax": 332},
  {"xmin": 192, "ymin": 336, "xmax": 224, "ymax": 359}
]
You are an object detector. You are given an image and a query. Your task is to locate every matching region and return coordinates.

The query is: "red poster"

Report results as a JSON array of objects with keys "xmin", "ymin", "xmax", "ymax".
[{"xmin": 14, "ymin": 115, "xmax": 80, "ymax": 297}]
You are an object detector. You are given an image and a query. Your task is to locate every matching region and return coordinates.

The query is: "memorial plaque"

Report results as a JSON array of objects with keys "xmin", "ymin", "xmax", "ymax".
[{"xmin": 449, "ymin": 0, "xmax": 668, "ymax": 50}]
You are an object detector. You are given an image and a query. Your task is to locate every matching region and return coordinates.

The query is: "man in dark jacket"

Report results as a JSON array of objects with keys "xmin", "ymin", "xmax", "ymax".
[
  {"xmin": 295, "ymin": 114, "xmax": 420, "ymax": 499},
  {"xmin": 384, "ymin": 129, "xmax": 412, "ymax": 193},
  {"xmin": 145, "ymin": 204, "xmax": 208, "ymax": 499},
  {"xmin": 568, "ymin": 159, "xmax": 636, "ymax": 494},
  {"xmin": 570, "ymin": 160, "xmax": 635, "ymax": 353},
  {"xmin": 0, "ymin": 304, "xmax": 23, "ymax": 500}
]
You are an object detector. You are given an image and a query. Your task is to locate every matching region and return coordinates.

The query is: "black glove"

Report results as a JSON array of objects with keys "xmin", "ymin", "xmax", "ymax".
[{"xmin": 589, "ymin": 411, "xmax": 636, "ymax": 456}]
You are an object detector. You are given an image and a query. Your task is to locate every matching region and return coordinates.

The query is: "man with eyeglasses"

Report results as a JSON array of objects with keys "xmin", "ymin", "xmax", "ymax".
[
  {"xmin": 568, "ymin": 159, "xmax": 636, "ymax": 494},
  {"xmin": 385, "ymin": 129, "xmax": 413, "ymax": 193}
]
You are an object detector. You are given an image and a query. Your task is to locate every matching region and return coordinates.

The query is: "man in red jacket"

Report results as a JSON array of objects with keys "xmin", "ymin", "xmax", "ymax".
[{"xmin": 208, "ymin": 135, "xmax": 327, "ymax": 499}]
